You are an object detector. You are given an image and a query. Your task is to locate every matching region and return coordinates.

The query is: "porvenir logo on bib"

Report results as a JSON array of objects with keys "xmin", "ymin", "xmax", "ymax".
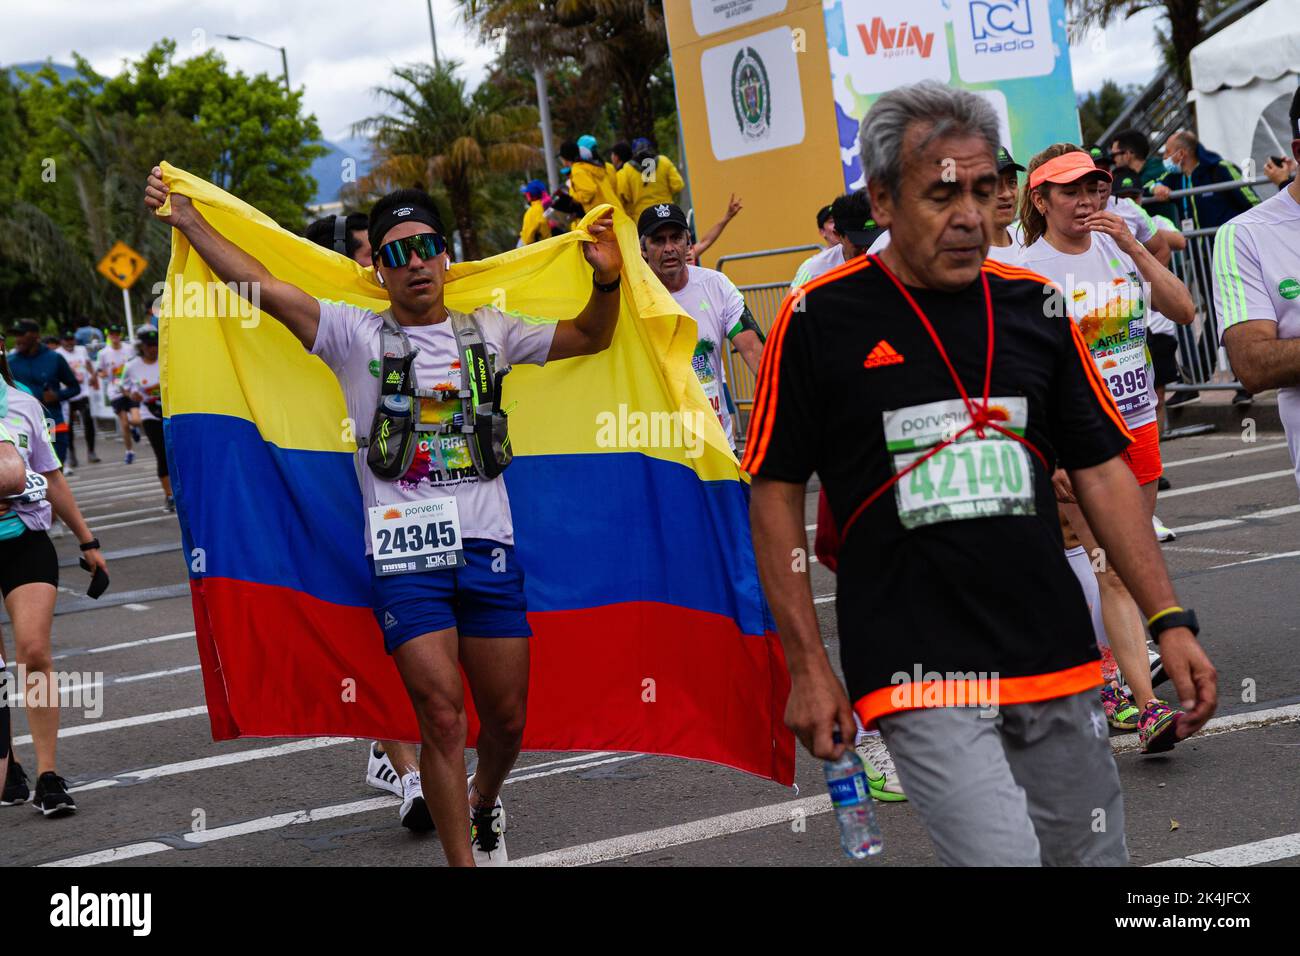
[{"xmin": 730, "ymin": 47, "xmax": 771, "ymax": 140}]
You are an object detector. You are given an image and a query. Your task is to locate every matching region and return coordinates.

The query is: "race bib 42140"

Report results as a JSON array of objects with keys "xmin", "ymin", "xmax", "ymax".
[{"xmin": 883, "ymin": 397, "xmax": 1036, "ymax": 530}]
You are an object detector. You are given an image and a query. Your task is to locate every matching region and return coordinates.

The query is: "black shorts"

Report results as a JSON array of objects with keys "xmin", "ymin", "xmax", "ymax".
[
  {"xmin": 0, "ymin": 528, "xmax": 58, "ymax": 597},
  {"xmin": 1148, "ymin": 332, "xmax": 1180, "ymax": 388},
  {"xmin": 111, "ymin": 396, "xmax": 139, "ymax": 414},
  {"xmin": 142, "ymin": 417, "xmax": 168, "ymax": 478}
]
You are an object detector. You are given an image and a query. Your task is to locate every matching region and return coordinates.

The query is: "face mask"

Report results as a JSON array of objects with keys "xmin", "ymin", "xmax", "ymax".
[{"xmin": 1163, "ymin": 156, "xmax": 1181, "ymax": 174}]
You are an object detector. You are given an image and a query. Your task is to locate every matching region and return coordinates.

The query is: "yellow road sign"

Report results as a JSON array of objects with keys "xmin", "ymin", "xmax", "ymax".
[{"xmin": 96, "ymin": 241, "xmax": 148, "ymax": 290}]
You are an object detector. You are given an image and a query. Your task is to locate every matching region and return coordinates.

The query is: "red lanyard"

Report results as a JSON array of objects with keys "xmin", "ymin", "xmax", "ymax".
[{"xmin": 839, "ymin": 255, "xmax": 1049, "ymax": 542}]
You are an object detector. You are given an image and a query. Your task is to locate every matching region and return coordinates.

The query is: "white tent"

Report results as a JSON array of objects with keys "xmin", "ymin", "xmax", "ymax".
[{"xmin": 1189, "ymin": 0, "xmax": 1300, "ymax": 183}]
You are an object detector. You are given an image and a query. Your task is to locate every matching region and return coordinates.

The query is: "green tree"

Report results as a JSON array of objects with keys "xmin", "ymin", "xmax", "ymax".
[
  {"xmin": 0, "ymin": 42, "xmax": 324, "ymax": 323},
  {"xmin": 1077, "ymin": 80, "xmax": 1140, "ymax": 145},
  {"xmin": 355, "ymin": 61, "xmax": 540, "ymax": 260}
]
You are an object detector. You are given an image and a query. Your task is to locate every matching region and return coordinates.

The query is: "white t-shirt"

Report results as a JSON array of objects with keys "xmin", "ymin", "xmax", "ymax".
[
  {"xmin": 1019, "ymin": 231, "xmax": 1158, "ymax": 430},
  {"xmin": 1146, "ymin": 215, "xmax": 1181, "ymax": 336},
  {"xmin": 98, "ymin": 344, "xmax": 133, "ymax": 401},
  {"xmin": 1, "ymin": 386, "xmax": 61, "ymax": 531},
  {"xmin": 311, "ymin": 301, "xmax": 556, "ymax": 549},
  {"xmin": 120, "ymin": 357, "xmax": 162, "ymax": 421},
  {"xmin": 1109, "ymin": 196, "xmax": 1155, "ymax": 245},
  {"xmin": 790, "ymin": 243, "xmax": 845, "ymax": 290},
  {"xmin": 668, "ymin": 266, "xmax": 746, "ymax": 447},
  {"xmin": 56, "ymin": 345, "xmax": 94, "ymax": 402},
  {"xmin": 1213, "ymin": 186, "xmax": 1300, "ymax": 492}
]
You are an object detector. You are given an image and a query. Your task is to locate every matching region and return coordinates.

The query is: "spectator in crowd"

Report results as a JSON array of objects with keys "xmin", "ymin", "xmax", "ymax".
[
  {"xmin": 1153, "ymin": 130, "xmax": 1259, "ymax": 231},
  {"xmin": 517, "ymin": 180, "xmax": 553, "ymax": 246},
  {"xmin": 619, "ymin": 136, "xmax": 686, "ymax": 220},
  {"xmin": 305, "ymin": 212, "xmax": 373, "ymax": 267},
  {"xmin": 1109, "ymin": 128, "xmax": 1178, "ymax": 223},
  {"xmin": 560, "ymin": 139, "xmax": 620, "ymax": 213},
  {"xmin": 816, "ymin": 204, "xmax": 836, "ymax": 246}
]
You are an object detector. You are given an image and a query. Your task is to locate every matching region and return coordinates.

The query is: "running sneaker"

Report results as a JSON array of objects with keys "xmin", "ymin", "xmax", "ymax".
[
  {"xmin": 1232, "ymin": 389, "xmax": 1254, "ymax": 407},
  {"xmin": 1138, "ymin": 699, "xmax": 1182, "ymax": 754},
  {"xmin": 62, "ymin": 465, "xmax": 74, "ymax": 478},
  {"xmin": 399, "ymin": 771, "xmax": 434, "ymax": 832},
  {"xmin": 1157, "ymin": 476, "xmax": 1172, "ymax": 491},
  {"xmin": 468, "ymin": 776, "xmax": 507, "ymax": 865},
  {"xmin": 364, "ymin": 742, "xmax": 402, "ymax": 796},
  {"xmin": 124, "ymin": 450, "xmax": 134, "ymax": 465},
  {"xmin": 2, "ymin": 760, "xmax": 30, "ymax": 806},
  {"xmin": 1166, "ymin": 391, "xmax": 1200, "ymax": 408},
  {"xmin": 164, "ymin": 496, "xmax": 176, "ymax": 513},
  {"xmin": 1153, "ymin": 515, "xmax": 1176, "ymax": 542},
  {"xmin": 855, "ymin": 732, "xmax": 906, "ymax": 802},
  {"xmin": 32, "ymin": 772, "xmax": 77, "ymax": 816},
  {"xmin": 1100, "ymin": 684, "xmax": 1140, "ymax": 730},
  {"xmin": 88, "ymin": 454, "xmax": 101, "ymax": 463}
]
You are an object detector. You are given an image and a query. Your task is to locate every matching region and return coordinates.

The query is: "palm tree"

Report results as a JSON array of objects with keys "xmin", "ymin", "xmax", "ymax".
[
  {"xmin": 458, "ymin": 0, "xmax": 668, "ymax": 139},
  {"xmin": 355, "ymin": 62, "xmax": 541, "ymax": 260},
  {"xmin": 1066, "ymin": 0, "xmax": 1241, "ymax": 87}
]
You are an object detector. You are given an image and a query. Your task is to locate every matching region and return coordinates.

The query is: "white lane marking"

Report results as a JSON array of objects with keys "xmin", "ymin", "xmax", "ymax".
[
  {"xmin": 1108, "ymin": 702, "xmax": 1300, "ymax": 754},
  {"xmin": 71, "ymin": 744, "xmax": 617, "ymax": 795},
  {"xmin": 122, "ymin": 603, "xmax": 152, "ymax": 611},
  {"xmin": 1159, "ymin": 469, "xmax": 1295, "ymax": 499},
  {"xmin": 1172, "ymin": 503, "xmax": 1300, "ymax": 535},
  {"xmin": 513, "ymin": 794, "xmax": 833, "ymax": 867},
  {"xmin": 114, "ymin": 664, "xmax": 201, "ymax": 684},
  {"xmin": 523, "ymin": 706, "xmax": 1300, "ymax": 867},
  {"xmin": 1207, "ymin": 550, "xmax": 1300, "ymax": 570},
  {"xmin": 71, "ymin": 738, "xmax": 356, "ymax": 792},
  {"xmin": 1161, "ymin": 442, "xmax": 1289, "ymax": 469},
  {"xmin": 78, "ymin": 505, "xmax": 166, "ymax": 522},
  {"xmin": 11, "ymin": 706, "xmax": 207, "ymax": 746},
  {"xmin": 1161, "ymin": 546, "xmax": 1258, "ymax": 556},
  {"xmin": 814, "ymin": 595, "xmax": 834, "ymax": 605},
  {"xmin": 39, "ymin": 753, "xmax": 639, "ymax": 867},
  {"xmin": 79, "ymin": 630, "xmax": 195, "ymax": 656},
  {"xmin": 1150, "ymin": 833, "xmax": 1300, "ymax": 867}
]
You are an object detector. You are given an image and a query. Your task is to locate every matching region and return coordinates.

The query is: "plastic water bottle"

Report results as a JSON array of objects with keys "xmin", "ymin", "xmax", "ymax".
[
  {"xmin": 824, "ymin": 730, "xmax": 883, "ymax": 859},
  {"xmin": 383, "ymin": 393, "xmax": 412, "ymax": 416}
]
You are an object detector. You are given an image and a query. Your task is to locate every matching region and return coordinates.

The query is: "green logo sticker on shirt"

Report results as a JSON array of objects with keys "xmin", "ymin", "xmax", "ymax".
[
  {"xmin": 369, "ymin": 359, "xmax": 381, "ymax": 378},
  {"xmin": 1279, "ymin": 278, "xmax": 1300, "ymax": 300}
]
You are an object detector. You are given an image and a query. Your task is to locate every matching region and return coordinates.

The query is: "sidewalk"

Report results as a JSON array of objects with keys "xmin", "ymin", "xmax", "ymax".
[{"xmin": 1166, "ymin": 387, "xmax": 1283, "ymax": 434}]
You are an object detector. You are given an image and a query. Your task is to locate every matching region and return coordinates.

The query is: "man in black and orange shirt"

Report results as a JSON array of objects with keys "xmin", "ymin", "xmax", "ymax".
[{"xmin": 744, "ymin": 81, "xmax": 1218, "ymax": 866}]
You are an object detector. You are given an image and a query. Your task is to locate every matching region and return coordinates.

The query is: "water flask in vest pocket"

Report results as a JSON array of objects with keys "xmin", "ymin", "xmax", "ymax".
[{"xmin": 366, "ymin": 393, "xmax": 418, "ymax": 481}]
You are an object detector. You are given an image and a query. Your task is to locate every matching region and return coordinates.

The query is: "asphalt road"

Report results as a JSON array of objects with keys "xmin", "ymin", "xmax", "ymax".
[{"xmin": 2, "ymin": 425, "xmax": 1298, "ymax": 868}]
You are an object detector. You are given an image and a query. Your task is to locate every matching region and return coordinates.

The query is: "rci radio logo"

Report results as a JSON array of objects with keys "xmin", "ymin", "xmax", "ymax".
[{"xmin": 969, "ymin": 0, "xmax": 1035, "ymax": 54}]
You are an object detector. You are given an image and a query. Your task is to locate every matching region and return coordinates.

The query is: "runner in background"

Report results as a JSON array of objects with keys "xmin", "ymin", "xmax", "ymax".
[
  {"xmin": 0, "ymin": 351, "xmax": 107, "ymax": 815},
  {"xmin": 119, "ymin": 329, "xmax": 173, "ymax": 513},
  {"xmin": 56, "ymin": 329, "xmax": 99, "ymax": 467},
  {"xmin": 6, "ymin": 321, "xmax": 79, "ymax": 476},
  {"xmin": 816, "ymin": 204, "xmax": 836, "ymax": 246},
  {"xmin": 97, "ymin": 326, "xmax": 139, "ymax": 464},
  {"xmin": 305, "ymin": 212, "xmax": 430, "ymax": 831},
  {"xmin": 790, "ymin": 191, "xmax": 883, "ymax": 290},
  {"xmin": 987, "ymin": 146, "xmax": 1026, "ymax": 263},
  {"xmin": 1019, "ymin": 144, "xmax": 1195, "ymax": 751},
  {"xmin": 640, "ymin": 203, "xmax": 762, "ymax": 450}
]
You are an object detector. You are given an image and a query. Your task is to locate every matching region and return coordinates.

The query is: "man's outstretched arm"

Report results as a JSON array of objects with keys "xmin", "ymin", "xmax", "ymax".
[{"xmin": 145, "ymin": 166, "xmax": 321, "ymax": 350}]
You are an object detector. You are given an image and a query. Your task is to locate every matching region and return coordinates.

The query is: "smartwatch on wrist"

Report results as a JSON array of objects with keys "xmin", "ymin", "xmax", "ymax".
[
  {"xmin": 593, "ymin": 275, "xmax": 620, "ymax": 294},
  {"xmin": 79, "ymin": 537, "xmax": 101, "ymax": 552}
]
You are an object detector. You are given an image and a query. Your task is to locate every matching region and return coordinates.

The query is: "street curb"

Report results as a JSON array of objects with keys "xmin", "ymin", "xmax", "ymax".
[{"xmin": 1167, "ymin": 398, "xmax": 1283, "ymax": 434}]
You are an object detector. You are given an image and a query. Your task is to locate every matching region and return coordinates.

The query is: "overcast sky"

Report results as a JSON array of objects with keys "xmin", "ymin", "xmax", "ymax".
[{"xmin": 3, "ymin": 1, "xmax": 1166, "ymax": 143}]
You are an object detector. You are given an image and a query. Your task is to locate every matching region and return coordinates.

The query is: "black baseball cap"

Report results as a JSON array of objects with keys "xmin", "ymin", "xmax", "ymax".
[
  {"xmin": 10, "ymin": 318, "xmax": 40, "ymax": 336},
  {"xmin": 1291, "ymin": 86, "xmax": 1300, "ymax": 140},
  {"xmin": 996, "ymin": 145, "xmax": 1025, "ymax": 174},
  {"xmin": 829, "ymin": 191, "xmax": 883, "ymax": 248},
  {"xmin": 816, "ymin": 204, "xmax": 834, "ymax": 229},
  {"xmin": 638, "ymin": 202, "xmax": 690, "ymax": 239},
  {"xmin": 1113, "ymin": 173, "xmax": 1143, "ymax": 198},
  {"xmin": 61, "ymin": 328, "xmax": 76, "ymax": 339},
  {"xmin": 1089, "ymin": 144, "xmax": 1112, "ymax": 170},
  {"xmin": 138, "ymin": 329, "xmax": 159, "ymax": 345}
]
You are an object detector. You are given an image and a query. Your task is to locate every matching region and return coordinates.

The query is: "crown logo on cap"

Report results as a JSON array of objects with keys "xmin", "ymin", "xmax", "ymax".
[{"xmin": 655, "ymin": 204, "xmax": 671, "ymax": 218}]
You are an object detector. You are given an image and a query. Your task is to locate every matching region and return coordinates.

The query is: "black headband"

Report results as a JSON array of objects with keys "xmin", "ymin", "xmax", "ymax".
[{"xmin": 369, "ymin": 205, "xmax": 443, "ymax": 255}]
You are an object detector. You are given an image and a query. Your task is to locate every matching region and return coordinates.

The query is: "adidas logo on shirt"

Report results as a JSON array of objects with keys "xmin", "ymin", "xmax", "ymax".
[{"xmin": 864, "ymin": 340, "xmax": 905, "ymax": 369}]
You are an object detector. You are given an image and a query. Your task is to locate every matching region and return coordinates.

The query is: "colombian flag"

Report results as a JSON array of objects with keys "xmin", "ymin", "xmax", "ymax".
[{"xmin": 157, "ymin": 165, "xmax": 794, "ymax": 785}]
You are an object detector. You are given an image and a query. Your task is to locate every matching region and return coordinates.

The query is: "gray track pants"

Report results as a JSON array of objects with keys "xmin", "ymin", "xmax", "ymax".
[{"xmin": 877, "ymin": 689, "xmax": 1128, "ymax": 866}]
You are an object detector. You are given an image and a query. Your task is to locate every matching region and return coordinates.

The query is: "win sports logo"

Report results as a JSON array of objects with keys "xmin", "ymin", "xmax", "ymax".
[
  {"xmin": 730, "ymin": 47, "xmax": 771, "ymax": 140},
  {"xmin": 857, "ymin": 18, "xmax": 935, "ymax": 59}
]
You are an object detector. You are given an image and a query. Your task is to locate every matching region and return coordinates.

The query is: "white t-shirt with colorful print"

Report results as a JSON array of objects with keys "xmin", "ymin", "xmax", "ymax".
[{"xmin": 668, "ymin": 266, "xmax": 746, "ymax": 448}]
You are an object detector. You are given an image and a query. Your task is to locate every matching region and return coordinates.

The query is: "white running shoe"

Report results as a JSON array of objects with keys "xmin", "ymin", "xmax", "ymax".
[
  {"xmin": 399, "ymin": 771, "xmax": 434, "ymax": 832},
  {"xmin": 1152, "ymin": 514, "xmax": 1176, "ymax": 542},
  {"xmin": 855, "ymin": 731, "xmax": 906, "ymax": 802},
  {"xmin": 364, "ymin": 742, "xmax": 402, "ymax": 797},
  {"xmin": 468, "ymin": 775, "xmax": 508, "ymax": 865}
]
